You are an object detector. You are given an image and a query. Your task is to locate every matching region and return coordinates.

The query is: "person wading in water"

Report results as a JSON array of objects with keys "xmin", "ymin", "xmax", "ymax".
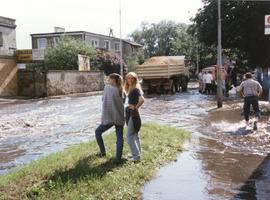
[{"xmin": 238, "ymin": 72, "xmax": 262, "ymax": 130}]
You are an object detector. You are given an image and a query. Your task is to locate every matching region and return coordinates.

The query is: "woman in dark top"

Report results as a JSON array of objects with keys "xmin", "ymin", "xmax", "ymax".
[{"xmin": 124, "ymin": 72, "xmax": 145, "ymax": 161}]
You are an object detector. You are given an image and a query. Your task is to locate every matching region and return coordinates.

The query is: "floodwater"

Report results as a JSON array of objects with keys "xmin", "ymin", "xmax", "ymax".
[
  {"xmin": 1, "ymin": 83, "xmax": 270, "ymax": 199},
  {"xmin": 142, "ymin": 85, "xmax": 270, "ymax": 200},
  {"xmin": 0, "ymin": 96, "xmax": 101, "ymax": 174}
]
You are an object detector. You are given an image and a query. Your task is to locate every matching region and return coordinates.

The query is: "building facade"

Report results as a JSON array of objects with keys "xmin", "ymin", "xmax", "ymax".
[
  {"xmin": 0, "ymin": 16, "xmax": 17, "ymax": 96},
  {"xmin": 31, "ymin": 31, "xmax": 142, "ymax": 58}
]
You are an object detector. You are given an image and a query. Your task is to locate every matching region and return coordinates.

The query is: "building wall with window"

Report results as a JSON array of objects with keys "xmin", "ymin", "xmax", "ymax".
[
  {"xmin": 0, "ymin": 16, "xmax": 16, "ymax": 56},
  {"xmin": 0, "ymin": 16, "xmax": 17, "ymax": 97},
  {"xmin": 31, "ymin": 31, "xmax": 142, "ymax": 58},
  {"xmin": 31, "ymin": 33, "xmax": 84, "ymax": 49}
]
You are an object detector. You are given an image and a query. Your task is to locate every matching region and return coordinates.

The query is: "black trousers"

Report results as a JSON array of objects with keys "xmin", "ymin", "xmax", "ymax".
[
  {"xmin": 243, "ymin": 96, "xmax": 260, "ymax": 121},
  {"xmin": 205, "ymin": 83, "xmax": 212, "ymax": 94}
]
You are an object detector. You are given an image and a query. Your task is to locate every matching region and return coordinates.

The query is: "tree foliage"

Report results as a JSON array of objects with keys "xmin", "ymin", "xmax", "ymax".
[
  {"xmin": 130, "ymin": 20, "xmax": 200, "ymax": 67},
  {"xmin": 44, "ymin": 37, "xmax": 96, "ymax": 70},
  {"xmin": 92, "ymin": 50, "xmax": 127, "ymax": 76},
  {"xmin": 190, "ymin": 0, "xmax": 270, "ymax": 68}
]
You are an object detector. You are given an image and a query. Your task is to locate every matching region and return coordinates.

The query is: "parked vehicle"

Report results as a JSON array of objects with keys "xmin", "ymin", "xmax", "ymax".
[{"xmin": 136, "ymin": 56, "xmax": 189, "ymax": 94}]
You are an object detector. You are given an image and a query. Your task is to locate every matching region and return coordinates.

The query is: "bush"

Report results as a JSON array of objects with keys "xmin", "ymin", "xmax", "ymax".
[
  {"xmin": 44, "ymin": 37, "xmax": 96, "ymax": 70},
  {"xmin": 92, "ymin": 50, "xmax": 127, "ymax": 76}
]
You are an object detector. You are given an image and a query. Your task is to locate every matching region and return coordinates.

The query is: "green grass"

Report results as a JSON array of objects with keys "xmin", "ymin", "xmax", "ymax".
[{"xmin": 0, "ymin": 123, "xmax": 190, "ymax": 200}]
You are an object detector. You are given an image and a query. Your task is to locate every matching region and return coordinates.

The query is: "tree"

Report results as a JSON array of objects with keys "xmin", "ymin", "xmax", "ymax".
[
  {"xmin": 44, "ymin": 36, "xmax": 96, "ymax": 70},
  {"xmin": 124, "ymin": 50, "xmax": 145, "ymax": 72},
  {"xmin": 190, "ymin": 0, "xmax": 270, "ymax": 68},
  {"xmin": 130, "ymin": 20, "xmax": 200, "ymax": 67}
]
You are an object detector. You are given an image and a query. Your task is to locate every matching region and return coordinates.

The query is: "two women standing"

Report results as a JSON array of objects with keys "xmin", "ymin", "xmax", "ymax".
[{"xmin": 95, "ymin": 72, "xmax": 144, "ymax": 163}]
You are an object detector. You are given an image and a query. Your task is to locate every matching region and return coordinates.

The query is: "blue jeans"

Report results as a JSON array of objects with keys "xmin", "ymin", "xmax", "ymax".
[
  {"xmin": 126, "ymin": 118, "xmax": 141, "ymax": 160},
  {"xmin": 244, "ymin": 96, "xmax": 260, "ymax": 122},
  {"xmin": 95, "ymin": 124, "xmax": 123, "ymax": 161}
]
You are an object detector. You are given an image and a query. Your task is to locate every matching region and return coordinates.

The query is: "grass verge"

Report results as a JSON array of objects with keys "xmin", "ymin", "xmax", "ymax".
[{"xmin": 0, "ymin": 123, "xmax": 190, "ymax": 200}]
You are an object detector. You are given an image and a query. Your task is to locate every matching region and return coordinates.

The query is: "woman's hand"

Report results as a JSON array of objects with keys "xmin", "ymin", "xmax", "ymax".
[{"xmin": 128, "ymin": 105, "xmax": 136, "ymax": 110}]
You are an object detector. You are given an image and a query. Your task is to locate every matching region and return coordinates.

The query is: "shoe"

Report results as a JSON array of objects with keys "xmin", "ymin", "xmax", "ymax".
[
  {"xmin": 95, "ymin": 152, "xmax": 106, "ymax": 157},
  {"xmin": 128, "ymin": 157, "xmax": 140, "ymax": 162},
  {"xmin": 245, "ymin": 121, "xmax": 250, "ymax": 129},
  {"xmin": 253, "ymin": 121, "xmax": 258, "ymax": 131}
]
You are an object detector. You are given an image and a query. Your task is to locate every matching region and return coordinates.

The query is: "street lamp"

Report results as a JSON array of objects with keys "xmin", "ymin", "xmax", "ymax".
[{"xmin": 119, "ymin": 0, "xmax": 123, "ymax": 77}]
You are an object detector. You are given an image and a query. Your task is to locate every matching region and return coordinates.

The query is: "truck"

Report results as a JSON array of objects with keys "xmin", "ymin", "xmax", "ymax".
[{"xmin": 136, "ymin": 56, "xmax": 189, "ymax": 94}]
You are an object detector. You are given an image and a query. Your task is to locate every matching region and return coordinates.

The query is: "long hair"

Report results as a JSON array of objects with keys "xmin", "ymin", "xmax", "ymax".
[
  {"xmin": 109, "ymin": 73, "xmax": 123, "ymax": 97},
  {"xmin": 124, "ymin": 72, "xmax": 143, "ymax": 95}
]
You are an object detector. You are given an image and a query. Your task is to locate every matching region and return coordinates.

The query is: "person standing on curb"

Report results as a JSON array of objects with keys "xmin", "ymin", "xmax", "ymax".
[
  {"xmin": 95, "ymin": 73, "xmax": 125, "ymax": 163},
  {"xmin": 124, "ymin": 72, "xmax": 145, "ymax": 162},
  {"xmin": 238, "ymin": 72, "xmax": 263, "ymax": 130}
]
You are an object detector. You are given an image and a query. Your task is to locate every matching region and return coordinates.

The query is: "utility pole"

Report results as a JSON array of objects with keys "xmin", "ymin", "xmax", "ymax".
[
  {"xmin": 196, "ymin": 45, "xmax": 199, "ymax": 74},
  {"xmin": 217, "ymin": 0, "xmax": 223, "ymax": 108},
  {"xmin": 119, "ymin": 0, "xmax": 123, "ymax": 77}
]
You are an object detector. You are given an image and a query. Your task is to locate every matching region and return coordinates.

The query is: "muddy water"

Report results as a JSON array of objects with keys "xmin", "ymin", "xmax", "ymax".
[
  {"xmin": 141, "ymin": 86, "xmax": 270, "ymax": 199},
  {"xmin": 0, "ymin": 96, "xmax": 102, "ymax": 174},
  {"xmin": 1, "ymin": 84, "xmax": 270, "ymax": 199}
]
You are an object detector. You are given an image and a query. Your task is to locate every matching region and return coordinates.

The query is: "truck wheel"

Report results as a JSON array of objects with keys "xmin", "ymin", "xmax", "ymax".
[
  {"xmin": 175, "ymin": 83, "xmax": 180, "ymax": 93},
  {"xmin": 182, "ymin": 80, "xmax": 188, "ymax": 92},
  {"xmin": 171, "ymin": 83, "xmax": 176, "ymax": 94}
]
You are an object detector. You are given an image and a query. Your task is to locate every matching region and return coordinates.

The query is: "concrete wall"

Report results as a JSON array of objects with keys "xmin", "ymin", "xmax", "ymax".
[
  {"xmin": 0, "ymin": 58, "xmax": 17, "ymax": 96},
  {"xmin": 47, "ymin": 71, "xmax": 104, "ymax": 96},
  {"xmin": 18, "ymin": 70, "xmax": 104, "ymax": 97}
]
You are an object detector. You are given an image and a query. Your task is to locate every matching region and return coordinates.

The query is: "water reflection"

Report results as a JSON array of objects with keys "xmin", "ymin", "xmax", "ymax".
[{"xmin": 234, "ymin": 154, "xmax": 270, "ymax": 200}]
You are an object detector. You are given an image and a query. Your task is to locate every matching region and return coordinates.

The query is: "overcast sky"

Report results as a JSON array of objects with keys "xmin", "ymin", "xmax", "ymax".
[{"xmin": 1, "ymin": 0, "xmax": 202, "ymax": 49}]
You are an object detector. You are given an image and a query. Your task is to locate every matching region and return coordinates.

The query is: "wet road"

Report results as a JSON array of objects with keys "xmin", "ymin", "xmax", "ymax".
[
  {"xmin": 1, "ymin": 84, "xmax": 270, "ymax": 199},
  {"xmin": 142, "ymin": 86, "xmax": 270, "ymax": 200},
  {"xmin": 0, "ymin": 96, "xmax": 101, "ymax": 174}
]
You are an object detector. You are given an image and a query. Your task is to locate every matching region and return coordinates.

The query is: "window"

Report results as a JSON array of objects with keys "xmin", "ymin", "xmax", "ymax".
[
  {"xmin": 114, "ymin": 42, "xmax": 120, "ymax": 51},
  {"xmin": 37, "ymin": 38, "xmax": 47, "ymax": 49},
  {"xmin": 53, "ymin": 37, "xmax": 60, "ymax": 47},
  {"xmin": 104, "ymin": 40, "xmax": 110, "ymax": 50},
  {"xmin": 91, "ymin": 40, "xmax": 98, "ymax": 48},
  {"xmin": 0, "ymin": 32, "xmax": 3, "ymax": 47}
]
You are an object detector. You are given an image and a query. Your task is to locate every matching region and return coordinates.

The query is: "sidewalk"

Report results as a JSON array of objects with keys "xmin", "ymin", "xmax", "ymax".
[{"xmin": 0, "ymin": 91, "xmax": 103, "ymax": 106}]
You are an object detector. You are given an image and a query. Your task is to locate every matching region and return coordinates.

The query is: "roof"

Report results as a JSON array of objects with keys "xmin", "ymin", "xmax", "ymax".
[
  {"xmin": 0, "ymin": 16, "xmax": 16, "ymax": 29},
  {"xmin": 30, "ymin": 31, "xmax": 143, "ymax": 47},
  {"xmin": 123, "ymin": 39, "xmax": 143, "ymax": 47}
]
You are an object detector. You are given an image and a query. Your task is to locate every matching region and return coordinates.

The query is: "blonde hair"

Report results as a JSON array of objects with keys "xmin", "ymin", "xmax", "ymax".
[{"xmin": 124, "ymin": 72, "xmax": 143, "ymax": 95}]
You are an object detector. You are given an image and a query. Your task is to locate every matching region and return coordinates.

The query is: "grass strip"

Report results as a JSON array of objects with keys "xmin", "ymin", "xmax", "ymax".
[{"xmin": 0, "ymin": 123, "xmax": 190, "ymax": 200}]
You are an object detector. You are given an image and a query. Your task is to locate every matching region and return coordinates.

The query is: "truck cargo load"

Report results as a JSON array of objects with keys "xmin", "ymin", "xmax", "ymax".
[{"xmin": 136, "ymin": 56, "xmax": 189, "ymax": 94}]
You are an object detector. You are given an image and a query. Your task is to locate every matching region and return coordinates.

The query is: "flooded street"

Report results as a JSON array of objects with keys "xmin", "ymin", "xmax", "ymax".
[
  {"xmin": 1, "ymin": 83, "xmax": 270, "ymax": 199},
  {"xmin": 142, "ymin": 84, "xmax": 270, "ymax": 200},
  {"xmin": 0, "ymin": 95, "xmax": 102, "ymax": 174}
]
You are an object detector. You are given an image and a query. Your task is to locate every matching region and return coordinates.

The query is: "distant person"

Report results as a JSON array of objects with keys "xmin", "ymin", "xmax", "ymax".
[
  {"xmin": 212, "ymin": 67, "xmax": 228, "ymax": 94},
  {"xmin": 238, "ymin": 72, "xmax": 263, "ymax": 130},
  {"xmin": 95, "ymin": 73, "xmax": 125, "ymax": 163},
  {"xmin": 198, "ymin": 71, "xmax": 203, "ymax": 93},
  {"xmin": 230, "ymin": 66, "xmax": 237, "ymax": 87},
  {"xmin": 124, "ymin": 72, "xmax": 145, "ymax": 162},
  {"xmin": 202, "ymin": 72, "xmax": 207, "ymax": 93},
  {"xmin": 204, "ymin": 71, "xmax": 213, "ymax": 95}
]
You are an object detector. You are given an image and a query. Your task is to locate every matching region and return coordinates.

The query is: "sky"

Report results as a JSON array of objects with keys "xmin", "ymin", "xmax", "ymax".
[{"xmin": 1, "ymin": 0, "xmax": 202, "ymax": 49}]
